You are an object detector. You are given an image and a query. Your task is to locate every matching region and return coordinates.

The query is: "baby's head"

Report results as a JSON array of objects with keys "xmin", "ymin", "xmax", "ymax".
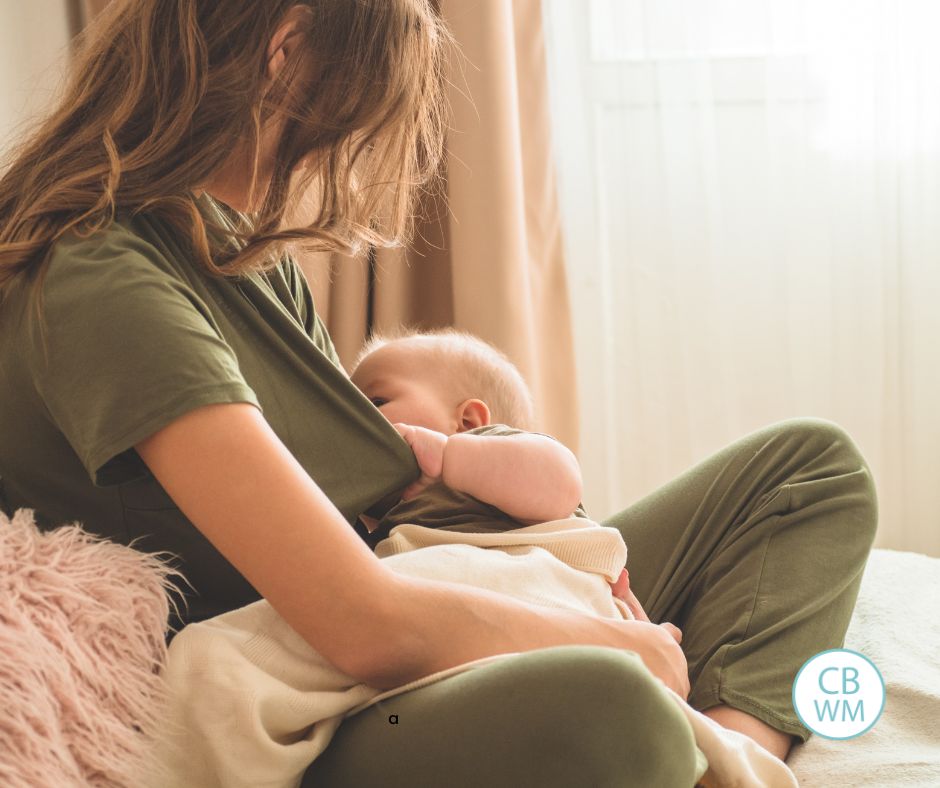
[{"xmin": 350, "ymin": 328, "xmax": 535, "ymax": 435}]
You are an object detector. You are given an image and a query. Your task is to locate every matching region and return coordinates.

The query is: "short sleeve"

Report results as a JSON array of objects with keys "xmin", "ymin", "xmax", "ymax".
[
  {"xmin": 465, "ymin": 423, "xmax": 527, "ymax": 438},
  {"xmin": 29, "ymin": 229, "xmax": 261, "ymax": 487}
]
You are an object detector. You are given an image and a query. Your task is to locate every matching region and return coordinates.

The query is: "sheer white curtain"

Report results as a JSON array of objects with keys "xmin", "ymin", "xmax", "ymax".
[{"xmin": 543, "ymin": 0, "xmax": 940, "ymax": 556}]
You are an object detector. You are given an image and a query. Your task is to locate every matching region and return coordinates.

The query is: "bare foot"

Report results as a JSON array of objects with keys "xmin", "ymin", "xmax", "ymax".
[{"xmin": 701, "ymin": 704, "xmax": 796, "ymax": 761}]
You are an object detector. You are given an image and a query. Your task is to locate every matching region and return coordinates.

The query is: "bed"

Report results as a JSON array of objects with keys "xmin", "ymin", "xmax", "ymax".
[{"xmin": 785, "ymin": 548, "xmax": 940, "ymax": 787}]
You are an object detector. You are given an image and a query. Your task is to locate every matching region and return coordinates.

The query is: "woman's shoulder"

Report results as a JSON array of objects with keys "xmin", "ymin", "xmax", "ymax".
[
  {"xmin": 0, "ymin": 218, "xmax": 173, "ymax": 329},
  {"xmin": 9, "ymin": 213, "xmax": 218, "ymax": 354},
  {"xmin": 48, "ymin": 216, "xmax": 173, "ymax": 278},
  {"xmin": 35, "ymin": 215, "xmax": 204, "ymax": 320}
]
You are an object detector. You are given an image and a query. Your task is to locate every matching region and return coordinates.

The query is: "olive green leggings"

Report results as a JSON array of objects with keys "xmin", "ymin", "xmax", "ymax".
[{"xmin": 302, "ymin": 418, "xmax": 877, "ymax": 787}]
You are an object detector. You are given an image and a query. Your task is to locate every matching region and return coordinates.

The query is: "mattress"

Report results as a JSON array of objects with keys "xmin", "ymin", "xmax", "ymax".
[{"xmin": 786, "ymin": 548, "xmax": 940, "ymax": 787}]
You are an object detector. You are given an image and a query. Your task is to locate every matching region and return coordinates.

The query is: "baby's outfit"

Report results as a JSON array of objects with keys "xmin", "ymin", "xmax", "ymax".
[{"xmin": 354, "ymin": 422, "xmax": 595, "ymax": 550}]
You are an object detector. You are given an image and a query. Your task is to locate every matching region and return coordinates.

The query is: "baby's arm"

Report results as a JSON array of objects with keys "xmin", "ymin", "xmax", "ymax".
[
  {"xmin": 394, "ymin": 424, "xmax": 667, "ymax": 626},
  {"xmin": 394, "ymin": 424, "xmax": 582, "ymax": 524},
  {"xmin": 444, "ymin": 430, "xmax": 583, "ymax": 523}
]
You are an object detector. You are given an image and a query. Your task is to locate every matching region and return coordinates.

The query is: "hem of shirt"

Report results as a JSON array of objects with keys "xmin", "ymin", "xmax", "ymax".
[{"xmin": 84, "ymin": 382, "xmax": 262, "ymax": 485}]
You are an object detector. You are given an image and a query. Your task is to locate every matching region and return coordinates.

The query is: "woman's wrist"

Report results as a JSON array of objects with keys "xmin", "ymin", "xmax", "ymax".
[{"xmin": 367, "ymin": 572, "xmax": 657, "ymax": 690}]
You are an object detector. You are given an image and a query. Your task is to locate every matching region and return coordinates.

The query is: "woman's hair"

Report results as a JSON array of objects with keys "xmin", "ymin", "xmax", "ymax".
[
  {"xmin": 0, "ymin": 0, "xmax": 452, "ymax": 315},
  {"xmin": 352, "ymin": 327, "xmax": 537, "ymax": 431}
]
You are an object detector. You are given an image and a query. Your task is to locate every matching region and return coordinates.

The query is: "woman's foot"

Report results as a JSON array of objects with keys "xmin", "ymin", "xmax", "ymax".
[{"xmin": 701, "ymin": 704, "xmax": 796, "ymax": 761}]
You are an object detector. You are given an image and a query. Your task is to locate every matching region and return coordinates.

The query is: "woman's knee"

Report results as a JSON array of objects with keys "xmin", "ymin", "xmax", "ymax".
[
  {"xmin": 512, "ymin": 645, "xmax": 701, "ymax": 787},
  {"xmin": 770, "ymin": 416, "xmax": 862, "ymax": 460},
  {"xmin": 307, "ymin": 645, "xmax": 701, "ymax": 788},
  {"xmin": 768, "ymin": 417, "xmax": 878, "ymax": 541}
]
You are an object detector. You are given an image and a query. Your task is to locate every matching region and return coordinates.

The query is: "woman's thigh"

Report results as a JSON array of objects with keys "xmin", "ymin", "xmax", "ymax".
[
  {"xmin": 302, "ymin": 645, "xmax": 706, "ymax": 788},
  {"xmin": 602, "ymin": 417, "xmax": 878, "ymax": 742}
]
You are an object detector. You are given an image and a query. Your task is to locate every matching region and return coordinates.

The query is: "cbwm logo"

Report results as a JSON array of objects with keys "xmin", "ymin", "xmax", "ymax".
[{"xmin": 792, "ymin": 649, "xmax": 885, "ymax": 739}]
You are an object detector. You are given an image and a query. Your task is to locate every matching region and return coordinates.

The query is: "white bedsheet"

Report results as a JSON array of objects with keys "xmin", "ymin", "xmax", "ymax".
[{"xmin": 786, "ymin": 548, "xmax": 940, "ymax": 787}]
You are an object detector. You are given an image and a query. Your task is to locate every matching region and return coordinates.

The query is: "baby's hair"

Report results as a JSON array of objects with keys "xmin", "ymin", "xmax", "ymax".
[{"xmin": 352, "ymin": 326, "xmax": 536, "ymax": 430}]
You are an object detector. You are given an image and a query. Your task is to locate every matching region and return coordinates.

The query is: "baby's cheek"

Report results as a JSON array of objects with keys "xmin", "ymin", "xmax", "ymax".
[{"xmin": 378, "ymin": 404, "xmax": 406, "ymax": 425}]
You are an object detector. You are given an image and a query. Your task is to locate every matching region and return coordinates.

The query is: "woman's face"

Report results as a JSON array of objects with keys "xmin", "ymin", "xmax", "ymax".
[
  {"xmin": 351, "ymin": 342, "xmax": 459, "ymax": 435},
  {"xmin": 193, "ymin": 121, "xmax": 286, "ymax": 212},
  {"xmin": 194, "ymin": 13, "xmax": 312, "ymax": 213}
]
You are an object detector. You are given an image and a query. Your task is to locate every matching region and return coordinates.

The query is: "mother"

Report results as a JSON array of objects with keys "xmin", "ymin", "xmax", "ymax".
[{"xmin": 0, "ymin": 1, "xmax": 877, "ymax": 785}]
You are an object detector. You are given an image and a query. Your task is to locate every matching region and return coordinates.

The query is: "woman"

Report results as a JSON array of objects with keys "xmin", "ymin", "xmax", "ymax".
[{"xmin": 0, "ymin": 1, "xmax": 877, "ymax": 785}]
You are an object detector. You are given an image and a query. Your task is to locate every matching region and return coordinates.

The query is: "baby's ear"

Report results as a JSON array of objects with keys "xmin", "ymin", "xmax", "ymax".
[{"xmin": 456, "ymin": 398, "xmax": 490, "ymax": 431}]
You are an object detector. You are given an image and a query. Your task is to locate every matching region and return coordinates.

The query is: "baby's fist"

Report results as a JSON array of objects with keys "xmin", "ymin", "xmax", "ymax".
[{"xmin": 393, "ymin": 423, "xmax": 448, "ymax": 500}]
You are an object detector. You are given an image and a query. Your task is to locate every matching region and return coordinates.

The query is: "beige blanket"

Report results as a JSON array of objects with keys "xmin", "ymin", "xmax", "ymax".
[
  {"xmin": 786, "ymin": 548, "xmax": 940, "ymax": 786},
  {"xmin": 150, "ymin": 518, "xmax": 797, "ymax": 788}
]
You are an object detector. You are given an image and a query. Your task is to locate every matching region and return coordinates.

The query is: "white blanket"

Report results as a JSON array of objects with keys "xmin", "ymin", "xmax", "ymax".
[
  {"xmin": 786, "ymin": 548, "xmax": 940, "ymax": 787},
  {"xmin": 150, "ymin": 518, "xmax": 797, "ymax": 788}
]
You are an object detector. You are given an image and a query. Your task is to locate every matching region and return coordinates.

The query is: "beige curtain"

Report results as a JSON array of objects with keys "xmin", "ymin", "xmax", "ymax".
[
  {"xmin": 80, "ymin": 0, "xmax": 580, "ymax": 449},
  {"xmin": 79, "ymin": 0, "xmax": 108, "ymax": 23},
  {"xmin": 296, "ymin": 1, "xmax": 578, "ymax": 447}
]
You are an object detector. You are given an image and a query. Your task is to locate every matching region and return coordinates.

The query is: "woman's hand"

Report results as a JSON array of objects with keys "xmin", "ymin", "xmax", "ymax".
[
  {"xmin": 610, "ymin": 569, "xmax": 689, "ymax": 699},
  {"xmin": 621, "ymin": 620, "xmax": 691, "ymax": 700},
  {"xmin": 659, "ymin": 622, "xmax": 682, "ymax": 644},
  {"xmin": 393, "ymin": 423, "xmax": 447, "ymax": 500}
]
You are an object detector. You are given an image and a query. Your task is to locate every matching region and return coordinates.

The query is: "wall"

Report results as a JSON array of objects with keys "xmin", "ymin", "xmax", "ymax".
[{"xmin": 0, "ymin": 0, "xmax": 73, "ymax": 163}]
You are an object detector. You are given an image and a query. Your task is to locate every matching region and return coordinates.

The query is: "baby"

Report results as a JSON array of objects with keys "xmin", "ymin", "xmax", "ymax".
[{"xmin": 349, "ymin": 327, "xmax": 655, "ymax": 626}]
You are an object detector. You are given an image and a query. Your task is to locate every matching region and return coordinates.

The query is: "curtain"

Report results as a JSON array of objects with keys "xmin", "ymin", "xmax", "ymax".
[
  {"xmin": 80, "ymin": 0, "xmax": 108, "ymax": 22},
  {"xmin": 543, "ymin": 0, "xmax": 940, "ymax": 555},
  {"xmin": 79, "ymin": 0, "xmax": 579, "ymax": 448},
  {"xmin": 299, "ymin": 0, "xmax": 579, "ymax": 447},
  {"xmin": 0, "ymin": 3, "xmax": 77, "ymax": 158}
]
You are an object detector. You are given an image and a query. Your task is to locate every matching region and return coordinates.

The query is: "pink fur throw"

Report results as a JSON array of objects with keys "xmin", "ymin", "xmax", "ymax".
[{"xmin": 0, "ymin": 507, "xmax": 184, "ymax": 787}]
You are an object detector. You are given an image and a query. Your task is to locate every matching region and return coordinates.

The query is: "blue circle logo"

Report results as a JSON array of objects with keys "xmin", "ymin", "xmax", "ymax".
[{"xmin": 792, "ymin": 649, "xmax": 885, "ymax": 739}]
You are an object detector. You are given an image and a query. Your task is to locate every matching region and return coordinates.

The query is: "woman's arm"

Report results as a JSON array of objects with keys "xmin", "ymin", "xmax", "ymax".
[
  {"xmin": 394, "ymin": 424, "xmax": 582, "ymax": 523},
  {"xmin": 136, "ymin": 403, "xmax": 689, "ymax": 697}
]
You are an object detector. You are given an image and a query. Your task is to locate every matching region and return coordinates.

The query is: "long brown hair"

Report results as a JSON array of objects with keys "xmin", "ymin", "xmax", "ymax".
[{"xmin": 0, "ymin": 0, "xmax": 451, "ymax": 315}]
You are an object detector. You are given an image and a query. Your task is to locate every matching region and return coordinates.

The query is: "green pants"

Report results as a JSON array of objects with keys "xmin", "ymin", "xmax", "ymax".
[{"xmin": 302, "ymin": 418, "xmax": 877, "ymax": 787}]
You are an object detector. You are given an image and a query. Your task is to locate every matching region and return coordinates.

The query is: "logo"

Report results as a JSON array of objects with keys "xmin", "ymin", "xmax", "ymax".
[{"xmin": 792, "ymin": 649, "xmax": 885, "ymax": 739}]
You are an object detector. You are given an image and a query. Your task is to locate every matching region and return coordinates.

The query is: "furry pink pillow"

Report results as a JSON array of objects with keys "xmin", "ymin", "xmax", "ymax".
[{"xmin": 0, "ymin": 507, "xmax": 184, "ymax": 787}]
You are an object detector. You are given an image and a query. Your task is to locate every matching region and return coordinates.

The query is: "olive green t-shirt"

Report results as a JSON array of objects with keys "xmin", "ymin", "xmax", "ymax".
[
  {"xmin": 359, "ymin": 423, "xmax": 591, "ymax": 551},
  {"xmin": 0, "ymin": 193, "xmax": 418, "ymax": 632}
]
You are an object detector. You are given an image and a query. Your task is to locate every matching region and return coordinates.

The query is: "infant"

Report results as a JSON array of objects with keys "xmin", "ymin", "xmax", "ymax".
[{"xmin": 349, "ymin": 327, "xmax": 649, "ymax": 622}]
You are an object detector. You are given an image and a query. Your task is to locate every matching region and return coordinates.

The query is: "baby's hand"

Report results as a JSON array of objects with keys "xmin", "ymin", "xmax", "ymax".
[
  {"xmin": 610, "ymin": 568, "xmax": 652, "ymax": 623},
  {"xmin": 393, "ymin": 423, "xmax": 448, "ymax": 501}
]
